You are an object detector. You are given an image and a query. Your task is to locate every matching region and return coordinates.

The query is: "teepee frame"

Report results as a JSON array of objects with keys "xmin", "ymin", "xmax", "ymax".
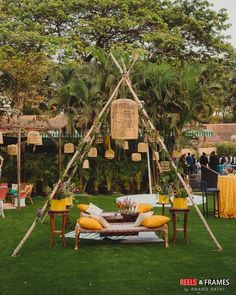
[{"xmin": 11, "ymin": 54, "xmax": 222, "ymax": 257}]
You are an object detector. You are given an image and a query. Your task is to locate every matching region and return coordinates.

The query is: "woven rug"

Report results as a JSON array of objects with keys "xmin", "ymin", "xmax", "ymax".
[{"xmin": 64, "ymin": 231, "xmax": 163, "ymax": 243}]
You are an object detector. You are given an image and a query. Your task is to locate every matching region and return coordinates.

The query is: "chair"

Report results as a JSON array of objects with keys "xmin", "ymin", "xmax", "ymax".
[
  {"xmin": 20, "ymin": 183, "xmax": 34, "ymax": 204},
  {"xmin": 13, "ymin": 184, "xmax": 33, "ymax": 207},
  {"xmin": 24, "ymin": 184, "xmax": 34, "ymax": 204},
  {"xmin": 200, "ymin": 181, "xmax": 220, "ymax": 218},
  {"xmin": 0, "ymin": 186, "xmax": 8, "ymax": 218}
]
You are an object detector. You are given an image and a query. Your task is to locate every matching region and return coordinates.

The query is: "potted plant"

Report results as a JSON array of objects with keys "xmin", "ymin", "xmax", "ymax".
[
  {"xmin": 158, "ymin": 184, "xmax": 171, "ymax": 204},
  {"xmin": 50, "ymin": 182, "xmax": 75, "ymax": 211},
  {"xmin": 172, "ymin": 187, "xmax": 189, "ymax": 209}
]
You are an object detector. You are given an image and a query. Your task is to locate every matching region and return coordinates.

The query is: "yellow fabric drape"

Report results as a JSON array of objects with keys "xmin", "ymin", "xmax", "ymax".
[{"xmin": 217, "ymin": 175, "xmax": 236, "ymax": 218}]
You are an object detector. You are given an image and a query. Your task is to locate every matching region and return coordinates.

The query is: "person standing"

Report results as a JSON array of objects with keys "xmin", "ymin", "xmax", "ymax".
[
  {"xmin": 191, "ymin": 154, "xmax": 197, "ymax": 174},
  {"xmin": 209, "ymin": 151, "xmax": 219, "ymax": 172},
  {"xmin": 186, "ymin": 153, "xmax": 193, "ymax": 175},
  {"xmin": 199, "ymin": 152, "xmax": 208, "ymax": 181}
]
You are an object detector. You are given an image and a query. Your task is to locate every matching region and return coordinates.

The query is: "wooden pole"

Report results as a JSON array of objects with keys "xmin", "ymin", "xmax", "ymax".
[
  {"xmin": 11, "ymin": 76, "xmax": 124, "ymax": 257},
  {"xmin": 124, "ymin": 77, "xmax": 223, "ymax": 251},
  {"xmin": 146, "ymin": 144, "xmax": 152, "ymax": 194},
  {"xmin": 58, "ymin": 129, "xmax": 62, "ymax": 177},
  {"xmin": 17, "ymin": 127, "xmax": 21, "ymax": 210}
]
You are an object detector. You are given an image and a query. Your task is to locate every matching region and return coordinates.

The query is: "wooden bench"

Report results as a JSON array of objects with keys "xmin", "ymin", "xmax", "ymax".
[{"xmin": 74, "ymin": 222, "xmax": 169, "ymax": 249}]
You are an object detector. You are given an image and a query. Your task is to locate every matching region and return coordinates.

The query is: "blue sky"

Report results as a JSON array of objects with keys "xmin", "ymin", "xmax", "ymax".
[{"xmin": 209, "ymin": 0, "xmax": 236, "ymax": 48}]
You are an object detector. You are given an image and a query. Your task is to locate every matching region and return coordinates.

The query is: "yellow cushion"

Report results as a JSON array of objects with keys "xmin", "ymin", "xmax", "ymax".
[
  {"xmin": 77, "ymin": 217, "xmax": 103, "ymax": 230},
  {"xmin": 77, "ymin": 204, "xmax": 89, "ymax": 212},
  {"xmin": 142, "ymin": 215, "xmax": 170, "ymax": 228},
  {"xmin": 136, "ymin": 203, "xmax": 153, "ymax": 213}
]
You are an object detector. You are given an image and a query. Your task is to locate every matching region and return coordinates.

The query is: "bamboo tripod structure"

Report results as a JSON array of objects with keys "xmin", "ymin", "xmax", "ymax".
[{"xmin": 11, "ymin": 54, "xmax": 222, "ymax": 257}]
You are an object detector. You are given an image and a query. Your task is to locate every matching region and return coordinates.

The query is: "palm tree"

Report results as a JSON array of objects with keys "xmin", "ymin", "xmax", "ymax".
[{"xmin": 132, "ymin": 61, "xmax": 218, "ymax": 152}]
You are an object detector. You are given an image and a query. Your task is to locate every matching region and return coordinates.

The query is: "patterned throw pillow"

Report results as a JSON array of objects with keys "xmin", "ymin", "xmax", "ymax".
[{"xmin": 86, "ymin": 203, "xmax": 103, "ymax": 215}]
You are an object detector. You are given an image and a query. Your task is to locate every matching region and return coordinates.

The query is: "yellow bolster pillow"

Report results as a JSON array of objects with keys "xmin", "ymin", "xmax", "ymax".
[
  {"xmin": 77, "ymin": 204, "xmax": 89, "ymax": 212},
  {"xmin": 142, "ymin": 215, "xmax": 170, "ymax": 228},
  {"xmin": 77, "ymin": 217, "xmax": 103, "ymax": 230},
  {"xmin": 136, "ymin": 203, "xmax": 153, "ymax": 213}
]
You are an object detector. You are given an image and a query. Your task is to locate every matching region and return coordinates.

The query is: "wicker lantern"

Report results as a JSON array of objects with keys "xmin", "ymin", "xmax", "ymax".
[
  {"xmin": 88, "ymin": 147, "xmax": 97, "ymax": 158},
  {"xmin": 0, "ymin": 132, "xmax": 3, "ymax": 144},
  {"xmin": 105, "ymin": 149, "xmax": 115, "ymax": 159},
  {"xmin": 7, "ymin": 144, "xmax": 17, "ymax": 156},
  {"xmin": 138, "ymin": 142, "xmax": 148, "ymax": 153},
  {"xmin": 111, "ymin": 99, "xmax": 139, "ymax": 139},
  {"xmin": 27, "ymin": 131, "xmax": 42, "ymax": 145},
  {"xmin": 64, "ymin": 143, "xmax": 75, "ymax": 154},
  {"xmin": 123, "ymin": 140, "xmax": 129, "ymax": 150},
  {"xmin": 152, "ymin": 151, "xmax": 160, "ymax": 161},
  {"xmin": 131, "ymin": 153, "xmax": 141, "ymax": 162},
  {"xmin": 82, "ymin": 159, "xmax": 89, "ymax": 169},
  {"xmin": 160, "ymin": 161, "xmax": 171, "ymax": 172}
]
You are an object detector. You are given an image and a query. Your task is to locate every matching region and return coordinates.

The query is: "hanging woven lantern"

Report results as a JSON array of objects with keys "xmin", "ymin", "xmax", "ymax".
[
  {"xmin": 138, "ymin": 142, "xmax": 148, "ymax": 153},
  {"xmin": 111, "ymin": 99, "xmax": 139, "ymax": 139},
  {"xmin": 160, "ymin": 161, "xmax": 171, "ymax": 172},
  {"xmin": 82, "ymin": 159, "xmax": 89, "ymax": 169},
  {"xmin": 105, "ymin": 149, "xmax": 115, "ymax": 159},
  {"xmin": 88, "ymin": 147, "xmax": 97, "ymax": 158},
  {"xmin": 123, "ymin": 140, "xmax": 129, "ymax": 150},
  {"xmin": 7, "ymin": 144, "xmax": 17, "ymax": 156},
  {"xmin": 131, "ymin": 153, "xmax": 141, "ymax": 162},
  {"xmin": 27, "ymin": 131, "xmax": 42, "ymax": 145},
  {"xmin": 153, "ymin": 151, "xmax": 160, "ymax": 161},
  {"xmin": 0, "ymin": 132, "xmax": 3, "ymax": 144},
  {"xmin": 64, "ymin": 143, "xmax": 75, "ymax": 154}
]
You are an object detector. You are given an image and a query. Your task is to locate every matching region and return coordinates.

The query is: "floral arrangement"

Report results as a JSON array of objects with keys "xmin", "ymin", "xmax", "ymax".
[
  {"xmin": 54, "ymin": 182, "xmax": 76, "ymax": 199},
  {"xmin": 117, "ymin": 198, "xmax": 136, "ymax": 214}
]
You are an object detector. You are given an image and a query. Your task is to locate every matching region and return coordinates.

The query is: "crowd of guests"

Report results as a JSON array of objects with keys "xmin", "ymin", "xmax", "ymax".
[{"xmin": 177, "ymin": 151, "xmax": 236, "ymax": 176}]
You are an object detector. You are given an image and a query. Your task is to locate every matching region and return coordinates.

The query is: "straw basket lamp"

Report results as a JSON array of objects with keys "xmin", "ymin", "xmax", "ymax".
[
  {"xmin": 153, "ymin": 151, "xmax": 160, "ymax": 161},
  {"xmin": 123, "ymin": 140, "xmax": 129, "ymax": 150},
  {"xmin": 7, "ymin": 144, "xmax": 18, "ymax": 156},
  {"xmin": 64, "ymin": 143, "xmax": 75, "ymax": 154},
  {"xmin": 131, "ymin": 153, "xmax": 141, "ymax": 162},
  {"xmin": 138, "ymin": 142, "xmax": 148, "ymax": 153},
  {"xmin": 160, "ymin": 161, "xmax": 171, "ymax": 172},
  {"xmin": 105, "ymin": 149, "xmax": 115, "ymax": 159},
  {"xmin": 111, "ymin": 99, "xmax": 139, "ymax": 140},
  {"xmin": 0, "ymin": 132, "xmax": 3, "ymax": 144},
  {"xmin": 88, "ymin": 147, "xmax": 97, "ymax": 158},
  {"xmin": 27, "ymin": 131, "xmax": 42, "ymax": 145},
  {"xmin": 82, "ymin": 159, "xmax": 90, "ymax": 169}
]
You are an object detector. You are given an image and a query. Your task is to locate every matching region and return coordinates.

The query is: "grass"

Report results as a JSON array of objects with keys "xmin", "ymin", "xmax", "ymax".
[{"xmin": 0, "ymin": 194, "xmax": 236, "ymax": 295}]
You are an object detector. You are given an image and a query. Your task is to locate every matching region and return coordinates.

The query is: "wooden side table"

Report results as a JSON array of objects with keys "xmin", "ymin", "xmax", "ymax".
[
  {"xmin": 48, "ymin": 210, "xmax": 69, "ymax": 248},
  {"xmin": 169, "ymin": 208, "xmax": 190, "ymax": 245},
  {"xmin": 157, "ymin": 202, "xmax": 171, "ymax": 215}
]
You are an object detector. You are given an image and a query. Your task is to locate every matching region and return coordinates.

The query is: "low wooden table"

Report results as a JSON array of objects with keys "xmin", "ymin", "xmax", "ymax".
[
  {"xmin": 81, "ymin": 212, "xmax": 139, "ymax": 223},
  {"xmin": 48, "ymin": 210, "xmax": 69, "ymax": 248},
  {"xmin": 121, "ymin": 212, "xmax": 139, "ymax": 222},
  {"xmin": 169, "ymin": 208, "xmax": 190, "ymax": 245}
]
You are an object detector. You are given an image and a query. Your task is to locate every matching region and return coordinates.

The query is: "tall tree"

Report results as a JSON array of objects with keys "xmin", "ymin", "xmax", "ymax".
[{"xmin": 0, "ymin": 0, "xmax": 234, "ymax": 62}]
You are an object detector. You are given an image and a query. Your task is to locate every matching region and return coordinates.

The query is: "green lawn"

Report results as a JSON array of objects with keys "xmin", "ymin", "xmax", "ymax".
[{"xmin": 0, "ymin": 195, "xmax": 235, "ymax": 295}]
